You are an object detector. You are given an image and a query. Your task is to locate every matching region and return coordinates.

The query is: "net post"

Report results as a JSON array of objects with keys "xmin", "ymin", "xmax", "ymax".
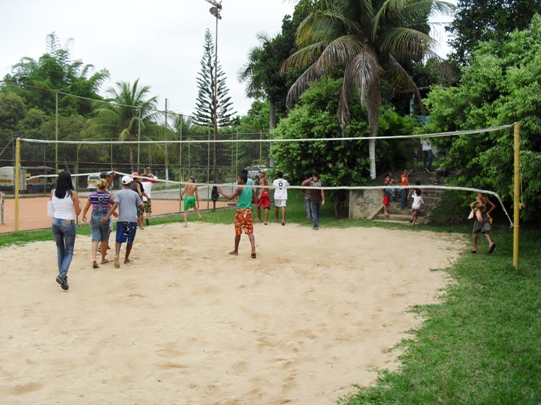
[
  {"xmin": 15, "ymin": 138, "xmax": 20, "ymax": 233},
  {"xmin": 513, "ymin": 123, "xmax": 520, "ymax": 269}
]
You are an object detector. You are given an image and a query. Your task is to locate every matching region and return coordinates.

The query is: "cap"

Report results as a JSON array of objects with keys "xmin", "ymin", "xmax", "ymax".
[
  {"xmin": 122, "ymin": 175, "xmax": 133, "ymax": 185},
  {"xmin": 131, "ymin": 172, "xmax": 139, "ymax": 177}
]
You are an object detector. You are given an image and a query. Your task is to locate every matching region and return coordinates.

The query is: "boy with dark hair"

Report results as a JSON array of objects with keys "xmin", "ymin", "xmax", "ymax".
[{"xmin": 218, "ymin": 173, "xmax": 257, "ymax": 258}]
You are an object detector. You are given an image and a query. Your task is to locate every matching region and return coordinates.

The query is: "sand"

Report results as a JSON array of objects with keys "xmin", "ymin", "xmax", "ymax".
[{"xmin": 0, "ymin": 222, "xmax": 466, "ymax": 404}]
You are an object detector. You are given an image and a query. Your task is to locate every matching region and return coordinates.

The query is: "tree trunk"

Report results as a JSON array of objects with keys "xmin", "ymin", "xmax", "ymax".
[
  {"xmin": 369, "ymin": 139, "xmax": 376, "ymax": 179},
  {"xmin": 269, "ymin": 100, "xmax": 277, "ymax": 130}
]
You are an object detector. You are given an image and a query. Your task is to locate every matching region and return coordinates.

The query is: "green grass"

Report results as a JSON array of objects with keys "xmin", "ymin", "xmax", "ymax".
[{"xmin": 2, "ymin": 193, "xmax": 540, "ymax": 404}]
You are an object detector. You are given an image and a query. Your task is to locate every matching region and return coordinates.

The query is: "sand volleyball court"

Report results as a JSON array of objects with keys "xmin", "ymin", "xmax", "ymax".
[{"xmin": 0, "ymin": 222, "xmax": 465, "ymax": 404}]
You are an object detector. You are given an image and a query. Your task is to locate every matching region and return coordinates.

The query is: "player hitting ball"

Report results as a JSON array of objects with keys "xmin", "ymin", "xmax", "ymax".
[{"xmin": 217, "ymin": 172, "xmax": 257, "ymax": 258}]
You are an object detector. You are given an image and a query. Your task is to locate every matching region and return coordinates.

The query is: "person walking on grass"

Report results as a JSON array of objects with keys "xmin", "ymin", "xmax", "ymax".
[
  {"xmin": 301, "ymin": 173, "xmax": 312, "ymax": 223},
  {"xmin": 273, "ymin": 171, "xmax": 290, "ymax": 225},
  {"xmin": 302, "ymin": 173, "xmax": 325, "ymax": 230},
  {"xmin": 50, "ymin": 171, "xmax": 81, "ymax": 291},
  {"xmin": 102, "ymin": 175, "xmax": 144, "ymax": 268},
  {"xmin": 180, "ymin": 176, "xmax": 203, "ymax": 227},
  {"xmin": 469, "ymin": 191, "xmax": 496, "ymax": 254},
  {"xmin": 218, "ymin": 172, "xmax": 257, "ymax": 258},
  {"xmin": 82, "ymin": 179, "xmax": 114, "ymax": 268}
]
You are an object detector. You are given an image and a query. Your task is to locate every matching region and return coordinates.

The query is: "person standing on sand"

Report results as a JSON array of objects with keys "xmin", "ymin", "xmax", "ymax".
[
  {"xmin": 257, "ymin": 170, "xmax": 270, "ymax": 224},
  {"xmin": 130, "ymin": 172, "xmax": 148, "ymax": 230},
  {"xmin": 142, "ymin": 173, "xmax": 157, "ymax": 226},
  {"xmin": 50, "ymin": 171, "xmax": 81, "ymax": 291},
  {"xmin": 180, "ymin": 176, "xmax": 203, "ymax": 227},
  {"xmin": 273, "ymin": 171, "xmax": 290, "ymax": 225},
  {"xmin": 102, "ymin": 175, "xmax": 144, "ymax": 268},
  {"xmin": 82, "ymin": 179, "xmax": 114, "ymax": 268},
  {"xmin": 218, "ymin": 172, "xmax": 257, "ymax": 258}
]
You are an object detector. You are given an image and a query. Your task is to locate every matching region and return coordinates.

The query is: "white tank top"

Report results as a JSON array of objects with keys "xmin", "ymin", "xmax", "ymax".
[{"xmin": 52, "ymin": 190, "xmax": 75, "ymax": 220}]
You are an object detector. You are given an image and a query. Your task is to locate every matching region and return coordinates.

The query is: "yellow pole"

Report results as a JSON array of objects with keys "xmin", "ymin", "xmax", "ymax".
[
  {"xmin": 15, "ymin": 138, "xmax": 20, "ymax": 233},
  {"xmin": 513, "ymin": 123, "xmax": 520, "ymax": 268}
]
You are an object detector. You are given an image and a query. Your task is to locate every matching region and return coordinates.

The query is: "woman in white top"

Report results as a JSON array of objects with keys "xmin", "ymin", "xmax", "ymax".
[{"xmin": 50, "ymin": 171, "xmax": 81, "ymax": 291}]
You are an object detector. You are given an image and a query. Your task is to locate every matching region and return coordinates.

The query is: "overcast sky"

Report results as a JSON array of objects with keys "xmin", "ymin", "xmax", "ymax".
[{"xmin": 0, "ymin": 0, "xmax": 452, "ymax": 117}]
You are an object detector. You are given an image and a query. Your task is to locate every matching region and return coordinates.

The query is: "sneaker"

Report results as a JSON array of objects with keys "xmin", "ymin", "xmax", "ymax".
[{"xmin": 56, "ymin": 275, "xmax": 69, "ymax": 291}]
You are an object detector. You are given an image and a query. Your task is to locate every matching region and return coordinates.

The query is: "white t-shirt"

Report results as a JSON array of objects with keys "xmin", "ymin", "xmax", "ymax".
[
  {"xmin": 421, "ymin": 139, "xmax": 432, "ymax": 151},
  {"xmin": 412, "ymin": 194, "xmax": 424, "ymax": 209},
  {"xmin": 273, "ymin": 178, "xmax": 290, "ymax": 200},
  {"xmin": 142, "ymin": 180, "xmax": 156, "ymax": 201}
]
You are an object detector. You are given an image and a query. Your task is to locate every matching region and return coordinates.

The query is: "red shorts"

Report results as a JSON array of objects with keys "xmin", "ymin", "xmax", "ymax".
[
  {"xmin": 258, "ymin": 191, "xmax": 270, "ymax": 209},
  {"xmin": 234, "ymin": 208, "xmax": 254, "ymax": 235},
  {"xmin": 383, "ymin": 196, "xmax": 390, "ymax": 205}
]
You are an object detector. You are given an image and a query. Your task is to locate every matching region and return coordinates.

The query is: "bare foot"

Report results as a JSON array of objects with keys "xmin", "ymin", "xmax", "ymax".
[
  {"xmin": 251, "ymin": 251, "xmax": 257, "ymax": 259},
  {"xmin": 199, "ymin": 216, "xmax": 204, "ymax": 221},
  {"xmin": 183, "ymin": 224, "xmax": 188, "ymax": 228},
  {"xmin": 229, "ymin": 251, "xmax": 238, "ymax": 256},
  {"xmin": 124, "ymin": 259, "xmax": 133, "ymax": 265}
]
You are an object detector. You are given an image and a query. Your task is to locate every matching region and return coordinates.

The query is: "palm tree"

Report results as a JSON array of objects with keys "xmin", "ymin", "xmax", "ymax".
[
  {"xmin": 283, "ymin": 0, "xmax": 454, "ymax": 178},
  {"xmin": 85, "ymin": 80, "xmax": 167, "ymax": 171}
]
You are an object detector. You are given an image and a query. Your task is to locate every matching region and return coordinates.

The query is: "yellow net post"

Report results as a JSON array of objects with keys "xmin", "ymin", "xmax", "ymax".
[
  {"xmin": 15, "ymin": 138, "xmax": 20, "ymax": 233},
  {"xmin": 513, "ymin": 123, "xmax": 520, "ymax": 268}
]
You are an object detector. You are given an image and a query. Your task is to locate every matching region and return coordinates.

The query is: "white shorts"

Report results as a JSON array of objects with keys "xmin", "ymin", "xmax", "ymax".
[{"xmin": 275, "ymin": 199, "xmax": 286, "ymax": 207}]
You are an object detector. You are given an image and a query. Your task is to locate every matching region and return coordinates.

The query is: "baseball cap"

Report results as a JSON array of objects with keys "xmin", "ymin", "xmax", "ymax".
[
  {"xmin": 131, "ymin": 172, "xmax": 139, "ymax": 177},
  {"xmin": 122, "ymin": 175, "xmax": 133, "ymax": 185}
]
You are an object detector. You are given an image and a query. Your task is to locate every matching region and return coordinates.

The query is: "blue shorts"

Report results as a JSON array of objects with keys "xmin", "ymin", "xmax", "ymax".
[
  {"xmin": 116, "ymin": 221, "xmax": 137, "ymax": 244},
  {"xmin": 90, "ymin": 212, "xmax": 110, "ymax": 242}
]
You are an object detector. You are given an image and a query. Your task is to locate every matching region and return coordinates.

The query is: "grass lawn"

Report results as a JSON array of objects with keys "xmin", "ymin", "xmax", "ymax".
[{"xmin": 1, "ymin": 192, "xmax": 540, "ymax": 404}]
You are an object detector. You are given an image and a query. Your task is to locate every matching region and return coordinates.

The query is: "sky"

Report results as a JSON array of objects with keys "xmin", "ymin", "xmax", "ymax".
[{"xmin": 0, "ymin": 0, "xmax": 453, "ymax": 117}]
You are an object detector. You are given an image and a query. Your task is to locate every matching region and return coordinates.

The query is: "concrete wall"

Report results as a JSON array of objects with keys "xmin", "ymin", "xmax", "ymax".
[{"xmin": 348, "ymin": 189, "xmax": 382, "ymax": 219}]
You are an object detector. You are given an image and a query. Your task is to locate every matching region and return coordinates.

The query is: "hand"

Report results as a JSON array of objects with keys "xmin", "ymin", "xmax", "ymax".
[
  {"xmin": 101, "ymin": 217, "xmax": 108, "ymax": 224},
  {"xmin": 82, "ymin": 216, "xmax": 87, "ymax": 222}
]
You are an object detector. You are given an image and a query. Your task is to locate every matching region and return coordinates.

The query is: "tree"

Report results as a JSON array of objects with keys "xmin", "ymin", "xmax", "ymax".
[
  {"xmin": 422, "ymin": 15, "xmax": 541, "ymax": 220},
  {"xmin": 84, "ymin": 80, "xmax": 168, "ymax": 171},
  {"xmin": 271, "ymin": 76, "xmax": 371, "ymax": 214},
  {"xmin": 193, "ymin": 29, "xmax": 236, "ymax": 127},
  {"xmin": 193, "ymin": 28, "xmax": 236, "ymax": 182},
  {"xmin": 3, "ymin": 32, "xmax": 109, "ymax": 117},
  {"xmin": 283, "ymin": 0, "xmax": 454, "ymax": 179},
  {"xmin": 447, "ymin": 0, "xmax": 541, "ymax": 65},
  {"xmin": 239, "ymin": 4, "xmax": 312, "ymax": 130}
]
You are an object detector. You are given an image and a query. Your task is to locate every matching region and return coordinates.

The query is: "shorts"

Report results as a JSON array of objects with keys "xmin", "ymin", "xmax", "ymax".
[
  {"xmin": 144, "ymin": 199, "xmax": 152, "ymax": 214},
  {"xmin": 90, "ymin": 212, "xmax": 110, "ymax": 242},
  {"xmin": 275, "ymin": 199, "xmax": 286, "ymax": 208},
  {"xmin": 184, "ymin": 196, "xmax": 196, "ymax": 211},
  {"xmin": 116, "ymin": 221, "xmax": 137, "ymax": 244},
  {"xmin": 234, "ymin": 208, "xmax": 254, "ymax": 235},
  {"xmin": 472, "ymin": 214, "xmax": 491, "ymax": 234},
  {"xmin": 258, "ymin": 192, "xmax": 270, "ymax": 209},
  {"xmin": 383, "ymin": 195, "xmax": 390, "ymax": 205},
  {"xmin": 412, "ymin": 208, "xmax": 420, "ymax": 217}
]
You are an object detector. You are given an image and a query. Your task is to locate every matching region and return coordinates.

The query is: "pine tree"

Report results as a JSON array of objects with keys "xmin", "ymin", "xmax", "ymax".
[{"xmin": 193, "ymin": 29, "xmax": 236, "ymax": 127}]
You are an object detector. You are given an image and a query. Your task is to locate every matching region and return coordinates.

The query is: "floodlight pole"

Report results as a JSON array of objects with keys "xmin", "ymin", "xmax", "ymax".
[
  {"xmin": 513, "ymin": 122, "xmax": 520, "ymax": 268},
  {"xmin": 209, "ymin": 3, "xmax": 221, "ymax": 184}
]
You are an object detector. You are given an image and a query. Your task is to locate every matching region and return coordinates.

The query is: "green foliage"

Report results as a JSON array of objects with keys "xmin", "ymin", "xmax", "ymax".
[
  {"xmin": 422, "ymin": 15, "xmax": 541, "ymax": 220},
  {"xmin": 448, "ymin": 0, "xmax": 541, "ymax": 65},
  {"xmin": 270, "ymin": 76, "xmax": 371, "ymax": 194},
  {"xmin": 3, "ymin": 32, "xmax": 109, "ymax": 117}
]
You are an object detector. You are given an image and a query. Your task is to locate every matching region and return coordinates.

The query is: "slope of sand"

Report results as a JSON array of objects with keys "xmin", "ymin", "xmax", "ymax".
[{"xmin": 0, "ymin": 222, "xmax": 466, "ymax": 404}]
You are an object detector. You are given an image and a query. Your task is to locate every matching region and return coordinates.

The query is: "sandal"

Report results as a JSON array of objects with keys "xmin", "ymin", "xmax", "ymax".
[
  {"xmin": 101, "ymin": 259, "xmax": 110, "ymax": 264},
  {"xmin": 471, "ymin": 250, "xmax": 477, "ymax": 254},
  {"xmin": 92, "ymin": 260, "xmax": 99, "ymax": 269}
]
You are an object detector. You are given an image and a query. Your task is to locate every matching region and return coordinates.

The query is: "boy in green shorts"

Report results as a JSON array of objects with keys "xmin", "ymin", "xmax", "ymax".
[{"xmin": 180, "ymin": 176, "xmax": 203, "ymax": 227}]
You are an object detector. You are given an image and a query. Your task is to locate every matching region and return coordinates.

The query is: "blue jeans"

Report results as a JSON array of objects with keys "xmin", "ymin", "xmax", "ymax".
[
  {"xmin": 304, "ymin": 194, "xmax": 312, "ymax": 222},
  {"xmin": 400, "ymin": 188, "xmax": 408, "ymax": 209},
  {"xmin": 52, "ymin": 218, "xmax": 77, "ymax": 278},
  {"xmin": 310, "ymin": 201, "xmax": 321, "ymax": 229}
]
